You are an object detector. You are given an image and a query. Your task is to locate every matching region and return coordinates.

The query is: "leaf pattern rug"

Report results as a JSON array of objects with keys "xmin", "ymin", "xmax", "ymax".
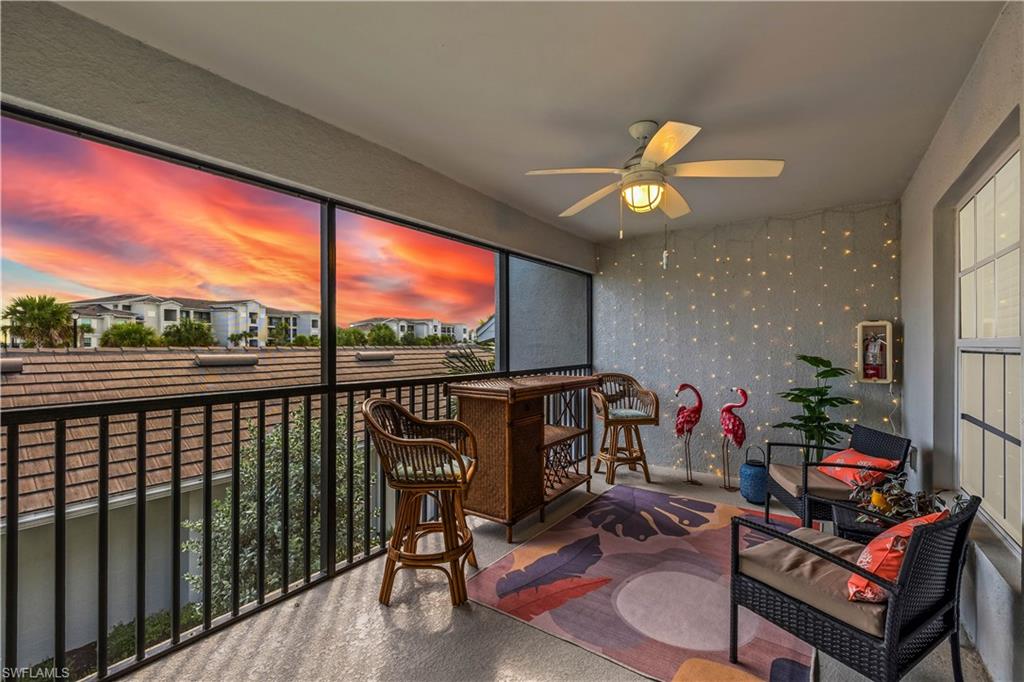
[{"xmin": 466, "ymin": 485, "xmax": 813, "ymax": 682}]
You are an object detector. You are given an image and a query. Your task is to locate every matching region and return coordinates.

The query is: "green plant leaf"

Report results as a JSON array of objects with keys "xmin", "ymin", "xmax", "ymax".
[
  {"xmin": 796, "ymin": 354, "xmax": 832, "ymax": 369},
  {"xmin": 815, "ymin": 367, "xmax": 854, "ymax": 379}
]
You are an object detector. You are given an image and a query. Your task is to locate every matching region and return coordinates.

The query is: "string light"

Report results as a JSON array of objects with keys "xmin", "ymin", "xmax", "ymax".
[{"xmin": 595, "ymin": 201, "xmax": 902, "ymax": 471}]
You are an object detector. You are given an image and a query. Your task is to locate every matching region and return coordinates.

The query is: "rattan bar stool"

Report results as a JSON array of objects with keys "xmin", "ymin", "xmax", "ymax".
[
  {"xmin": 591, "ymin": 373, "xmax": 659, "ymax": 485},
  {"xmin": 363, "ymin": 398, "xmax": 478, "ymax": 606}
]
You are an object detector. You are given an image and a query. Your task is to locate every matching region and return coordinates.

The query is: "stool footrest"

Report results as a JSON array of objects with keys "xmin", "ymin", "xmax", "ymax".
[{"xmin": 379, "ymin": 488, "xmax": 476, "ymax": 606}]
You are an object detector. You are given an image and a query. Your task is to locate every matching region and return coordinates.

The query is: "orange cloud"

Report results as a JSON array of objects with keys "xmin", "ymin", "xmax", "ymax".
[{"xmin": 2, "ymin": 118, "xmax": 495, "ymax": 328}]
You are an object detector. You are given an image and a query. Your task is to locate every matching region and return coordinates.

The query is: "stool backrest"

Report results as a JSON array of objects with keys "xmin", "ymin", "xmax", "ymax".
[
  {"xmin": 362, "ymin": 397, "xmax": 467, "ymax": 486},
  {"xmin": 889, "ymin": 496, "xmax": 980, "ymax": 637},
  {"xmin": 595, "ymin": 372, "xmax": 645, "ymax": 410},
  {"xmin": 849, "ymin": 424, "xmax": 912, "ymax": 469}
]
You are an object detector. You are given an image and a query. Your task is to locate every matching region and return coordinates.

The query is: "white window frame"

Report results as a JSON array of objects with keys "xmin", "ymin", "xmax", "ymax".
[{"xmin": 955, "ymin": 143, "xmax": 1022, "ymax": 548}]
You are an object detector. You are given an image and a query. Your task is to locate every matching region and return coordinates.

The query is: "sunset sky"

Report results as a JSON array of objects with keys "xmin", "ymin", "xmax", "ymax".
[{"xmin": 1, "ymin": 117, "xmax": 495, "ymax": 327}]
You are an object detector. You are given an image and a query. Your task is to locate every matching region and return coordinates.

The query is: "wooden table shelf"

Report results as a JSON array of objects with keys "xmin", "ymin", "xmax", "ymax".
[
  {"xmin": 543, "ymin": 424, "xmax": 587, "ymax": 448},
  {"xmin": 449, "ymin": 374, "xmax": 598, "ymax": 542},
  {"xmin": 544, "ymin": 471, "xmax": 589, "ymax": 504}
]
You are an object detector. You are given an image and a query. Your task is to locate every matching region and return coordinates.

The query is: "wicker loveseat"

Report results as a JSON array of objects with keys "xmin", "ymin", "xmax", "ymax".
[
  {"xmin": 765, "ymin": 425, "xmax": 912, "ymax": 526},
  {"xmin": 731, "ymin": 495, "xmax": 981, "ymax": 682}
]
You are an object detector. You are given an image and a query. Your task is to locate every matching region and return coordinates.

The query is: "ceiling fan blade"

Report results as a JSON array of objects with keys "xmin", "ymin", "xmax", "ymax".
[
  {"xmin": 559, "ymin": 182, "xmax": 620, "ymax": 217},
  {"xmin": 664, "ymin": 159, "xmax": 785, "ymax": 178},
  {"xmin": 660, "ymin": 183, "xmax": 691, "ymax": 219},
  {"xmin": 641, "ymin": 121, "xmax": 701, "ymax": 166},
  {"xmin": 526, "ymin": 167, "xmax": 623, "ymax": 175}
]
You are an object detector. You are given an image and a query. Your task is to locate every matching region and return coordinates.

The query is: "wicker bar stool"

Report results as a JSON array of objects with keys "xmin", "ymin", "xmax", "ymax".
[
  {"xmin": 363, "ymin": 398, "xmax": 478, "ymax": 606},
  {"xmin": 591, "ymin": 373, "xmax": 659, "ymax": 484}
]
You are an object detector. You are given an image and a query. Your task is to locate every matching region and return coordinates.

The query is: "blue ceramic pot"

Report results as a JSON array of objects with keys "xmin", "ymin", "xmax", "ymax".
[{"xmin": 740, "ymin": 446, "xmax": 767, "ymax": 505}]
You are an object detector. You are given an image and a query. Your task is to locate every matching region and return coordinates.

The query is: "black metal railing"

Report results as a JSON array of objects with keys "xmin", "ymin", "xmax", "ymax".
[{"xmin": 0, "ymin": 364, "xmax": 591, "ymax": 680}]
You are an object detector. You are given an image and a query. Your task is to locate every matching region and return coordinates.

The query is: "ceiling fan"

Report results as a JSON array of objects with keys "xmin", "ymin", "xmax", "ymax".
[{"xmin": 526, "ymin": 120, "xmax": 784, "ymax": 220}]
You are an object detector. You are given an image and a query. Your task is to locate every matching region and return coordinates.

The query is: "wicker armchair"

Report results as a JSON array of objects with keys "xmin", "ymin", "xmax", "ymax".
[
  {"xmin": 363, "ymin": 398, "xmax": 478, "ymax": 606},
  {"xmin": 765, "ymin": 425, "xmax": 911, "ymax": 526},
  {"xmin": 591, "ymin": 373, "xmax": 659, "ymax": 484},
  {"xmin": 731, "ymin": 495, "xmax": 980, "ymax": 682}
]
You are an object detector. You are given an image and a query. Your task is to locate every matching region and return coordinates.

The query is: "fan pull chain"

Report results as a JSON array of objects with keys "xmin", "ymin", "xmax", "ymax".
[
  {"xmin": 614, "ymin": 189, "xmax": 622, "ymax": 240},
  {"xmin": 662, "ymin": 223, "xmax": 669, "ymax": 270}
]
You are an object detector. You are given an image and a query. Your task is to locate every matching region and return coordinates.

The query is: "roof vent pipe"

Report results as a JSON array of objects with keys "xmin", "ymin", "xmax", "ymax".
[
  {"xmin": 0, "ymin": 358, "xmax": 24, "ymax": 374},
  {"xmin": 355, "ymin": 351, "xmax": 395, "ymax": 362},
  {"xmin": 194, "ymin": 354, "xmax": 259, "ymax": 367}
]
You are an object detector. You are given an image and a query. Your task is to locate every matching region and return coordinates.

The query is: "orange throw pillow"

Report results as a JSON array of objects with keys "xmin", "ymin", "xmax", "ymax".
[
  {"xmin": 847, "ymin": 510, "xmax": 950, "ymax": 602},
  {"xmin": 819, "ymin": 448, "xmax": 899, "ymax": 487}
]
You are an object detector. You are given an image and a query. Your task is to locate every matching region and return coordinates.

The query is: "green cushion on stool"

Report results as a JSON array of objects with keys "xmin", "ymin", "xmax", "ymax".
[
  {"xmin": 394, "ymin": 454, "xmax": 474, "ymax": 480},
  {"xmin": 608, "ymin": 407, "xmax": 648, "ymax": 419}
]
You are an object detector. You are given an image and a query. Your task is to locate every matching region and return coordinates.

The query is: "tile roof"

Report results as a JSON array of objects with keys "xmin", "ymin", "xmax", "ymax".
[{"xmin": 1, "ymin": 345, "xmax": 492, "ymax": 516}]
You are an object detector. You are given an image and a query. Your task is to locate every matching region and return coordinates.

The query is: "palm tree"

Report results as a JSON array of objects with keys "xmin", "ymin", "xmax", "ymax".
[
  {"xmin": 162, "ymin": 317, "xmax": 217, "ymax": 346},
  {"xmin": 2, "ymin": 295, "xmax": 72, "ymax": 347},
  {"xmin": 77, "ymin": 322, "xmax": 94, "ymax": 347},
  {"xmin": 228, "ymin": 331, "xmax": 254, "ymax": 347}
]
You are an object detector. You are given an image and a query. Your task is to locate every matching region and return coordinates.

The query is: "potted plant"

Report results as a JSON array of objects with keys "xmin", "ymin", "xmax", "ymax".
[
  {"xmin": 774, "ymin": 354, "xmax": 855, "ymax": 461},
  {"xmin": 850, "ymin": 472, "xmax": 968, "ymax": 522}
]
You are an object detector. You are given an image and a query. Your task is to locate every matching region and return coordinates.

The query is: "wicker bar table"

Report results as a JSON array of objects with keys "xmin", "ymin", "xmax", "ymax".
[{"xmin": 449, "ymin": 374, "xmax": 598, "ymax": 542}]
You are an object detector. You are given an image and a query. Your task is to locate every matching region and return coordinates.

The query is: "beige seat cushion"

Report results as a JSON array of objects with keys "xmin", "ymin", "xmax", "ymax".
[
  {"xmin": 769, "ymin": 463, "xmax": 852, "ymax": 500},
  {"xmin": 739, "ymin": 527, "xmax": 887, "ymax": 637}
]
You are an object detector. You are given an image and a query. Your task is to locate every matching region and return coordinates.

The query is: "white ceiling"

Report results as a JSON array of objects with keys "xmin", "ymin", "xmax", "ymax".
[{"xmin": 67, "ymin": 2, "xmax": 1002, "ymax": 242}]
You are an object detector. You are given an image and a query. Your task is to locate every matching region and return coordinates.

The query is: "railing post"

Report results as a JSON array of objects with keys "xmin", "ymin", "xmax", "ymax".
[
  {"xmin": 4, "ymin": 423, "xmax": 19, "ymax": 669},
  {"xmin": 97, "ymin": 416, "xmax": 109, "ymax": 676},
  {"xmin": 281, "ymin": 397, "xmax": 290, "ymax": 593},
  {"xmin": 257, "ymin": 401, "xmax": 266, "ymax": 602},
  {"xmin": 230, "ymin": 403, "xmax": 241, "ymax": 616},
  {"xmin": 171, "ymin": 409, "xmax": 182, "ymax": 641},
  {"xmin": 202, "ymin": 405, "xmax": 213, "ymax": 628},
  {"xmin": 135, "ymin": 412, "xmax": 146, "ymax": 662},
  {"xmin": 321, "ymin": 391, "xmax": 337, "ymax": 576},
  {"xmin": 54, "ymin": 419, "xmax": 66, "ymax": 671},
  {"xmin": 346, "ymin": 392, "xmax": 355, "ymax": 563},
  {"xmin": 362, "ymin": 389, "xmax": 371, "ymax": 559},
  {"xmin": 303, "ymin": 395, "xmax": 312, "ymax": 582}
]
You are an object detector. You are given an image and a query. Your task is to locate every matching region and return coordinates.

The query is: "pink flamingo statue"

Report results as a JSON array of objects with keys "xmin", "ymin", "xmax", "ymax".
[
  {"xmin": 674, "ymin": 383, "xmax": 703, "ymax": 485},
  {"xmin": 719, "ymin": 387, "xmax": 748, "ymax": 491}
]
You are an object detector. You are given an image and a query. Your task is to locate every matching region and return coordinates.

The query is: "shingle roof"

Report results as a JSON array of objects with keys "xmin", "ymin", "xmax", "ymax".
[
  {"xmin": 158, "ymin": 297, "xmax": 217, "ymax": 310},
  {"xmin": 1, "ymin": 345, "xmax": 492, "ymax": 516},
  {"xmin": 67, "ymin": 293, "xmax": 269, "ymax": 312},
  {"xmin": 70, "ymin": 294, "xmax": 147, "ymax": 303},
  {"xmin": 69, "ymin": 304, "xmax": 138, "ymax": 319},
  {"xmin": 348, "ymin": 317, "xmax": 392, "ymax": 325}
]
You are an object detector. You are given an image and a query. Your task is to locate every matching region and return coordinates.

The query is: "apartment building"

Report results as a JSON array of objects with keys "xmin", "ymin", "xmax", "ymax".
[
  {"xmin": 69, "ymin": 294, "xmax": 320, "ymax": 347},
  {"xmin": 267, "ymin": 307, "xmax": 321, "ymax": 343},
  {"xmin": 349, "ymin": 316, "xmax": 473, "ymax": 342}
]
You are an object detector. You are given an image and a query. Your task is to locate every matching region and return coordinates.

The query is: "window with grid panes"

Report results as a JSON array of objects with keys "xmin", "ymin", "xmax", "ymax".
[{"xmin": 957, "ymin": 150, "xmax": 1021, "ymax": 544}]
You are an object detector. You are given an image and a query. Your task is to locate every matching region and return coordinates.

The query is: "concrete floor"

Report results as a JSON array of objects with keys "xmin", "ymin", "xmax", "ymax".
[{"xmin": 130, "ymin": 466, "xmax": 990, "ymax": 681}]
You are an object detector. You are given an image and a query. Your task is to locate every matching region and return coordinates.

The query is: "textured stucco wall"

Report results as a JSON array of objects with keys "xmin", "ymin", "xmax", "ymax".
[
  {"xmin": 900, "ymin": 1, "xmax": 1023, "ymax": 490},
  {"xmin": 898, "ymin": 5, "xmax": 1023, "ymax": 680},
  {"xmin": 593, "ymin": 202, "xmax": 901, "ymax": 474},
  {"xmin": 0, "ymin": 2, "xmax": 596, "ymax": 272},
  {"xmin": 1, "ymin": 496, "xmax": 176, "ymax": 666}
]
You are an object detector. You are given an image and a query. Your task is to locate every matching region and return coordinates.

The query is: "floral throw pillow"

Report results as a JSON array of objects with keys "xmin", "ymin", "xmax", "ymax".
[
  {"xmin": 819, "ymin": 448, "xmax": 899, "ymax": 487},
  {"xmin": 847, "ymin": 510, "xmax": 950, "ymax": 602}
]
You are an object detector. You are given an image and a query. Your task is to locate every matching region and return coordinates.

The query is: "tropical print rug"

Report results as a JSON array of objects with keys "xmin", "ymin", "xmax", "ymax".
[{"xmin": 466, "ymin": 485, "xmax": 813, "ymax": 682}]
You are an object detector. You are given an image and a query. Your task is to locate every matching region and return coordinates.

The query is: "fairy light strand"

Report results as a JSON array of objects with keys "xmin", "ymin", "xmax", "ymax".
[{"xmin": 594, "ymin": 201, "xmax": 902, "ymax": 471}]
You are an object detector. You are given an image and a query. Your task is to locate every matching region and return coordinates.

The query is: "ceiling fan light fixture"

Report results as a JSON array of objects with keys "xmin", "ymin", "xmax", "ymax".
[{"xmin": 621, "ymin": 171, "xmax": 664, "ymax": 214}]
